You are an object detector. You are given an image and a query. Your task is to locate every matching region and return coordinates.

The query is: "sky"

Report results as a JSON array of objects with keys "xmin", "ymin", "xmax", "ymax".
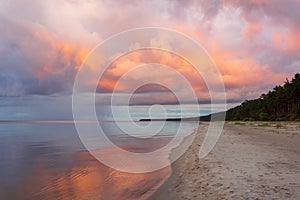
[{"xmin": 0, "ymin": 0, "xmax": 300, "ymax": 119}]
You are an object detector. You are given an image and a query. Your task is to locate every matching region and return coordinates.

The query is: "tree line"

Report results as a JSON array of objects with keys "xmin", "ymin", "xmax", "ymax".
[{"xmin": 226, "ymin": 73, "xmax": 300, "ymax": 121}]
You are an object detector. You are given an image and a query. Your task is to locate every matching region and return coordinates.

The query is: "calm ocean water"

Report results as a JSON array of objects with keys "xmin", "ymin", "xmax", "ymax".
[{"xmin": 0, "ymin": 105, "xmax": 221, "ymax": 199}]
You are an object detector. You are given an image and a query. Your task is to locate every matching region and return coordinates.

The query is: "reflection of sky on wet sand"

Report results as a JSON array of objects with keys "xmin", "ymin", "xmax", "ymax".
[
  {"xmin": 0, "ymin": 149, "xmax": 170, "ymax": 200},
  {"xmin": 0, "ymin": 122, "xmax": 176, "ymax": 199}
]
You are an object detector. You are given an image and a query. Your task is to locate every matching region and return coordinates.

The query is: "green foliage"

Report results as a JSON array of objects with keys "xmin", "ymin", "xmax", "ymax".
[
  {"xmin": 276, "ymin": 117, "xmax": 287, "ymax": 121},
  {"xmin": 276, "ymin": 123, "xmax": 283, "ymax": 129},
  {"xmin": 258, "ymin": 123, "xmax": 269, "ymax": 127},
  {"xmin": 243, "ymin": 117, "xmax": 255, "ymax": 121},
  {"xmin": 259, "ymin": 112, "xmax": 269, "ymax": 121},
  {"xmin": 234, "ymin": 121, "xmax": 245, "ymax": 125},
  {"xmin": 226, "ymin": 73, "xmax": 300, "ymax": 121}
]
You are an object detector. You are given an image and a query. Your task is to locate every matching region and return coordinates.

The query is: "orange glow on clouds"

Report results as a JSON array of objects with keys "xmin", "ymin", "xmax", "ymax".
[
  {"xmin": 2, "ymin": 0, "xmax": 298, "ymax": 101},
  {"xmin": 97, "ymin": 49, "xmax": 206, "ymax": 94}
]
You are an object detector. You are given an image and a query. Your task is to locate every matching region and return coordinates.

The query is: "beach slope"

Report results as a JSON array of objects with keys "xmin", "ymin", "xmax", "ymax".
[{"xmin": 149, "ymin": 122, "xmax": 300, "ymax": 199}]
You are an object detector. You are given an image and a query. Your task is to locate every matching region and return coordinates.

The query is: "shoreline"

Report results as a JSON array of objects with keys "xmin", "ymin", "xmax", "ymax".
[
  {"xmin": 149, "ymin": 121, "xmax": 300, "ymax": 199},
  {"xmin": 141, "ymin": 123, "xmax": 204, "ymax": 199},
  {"xmin": 148, "ymin": 123, "xmax": 208, "ymax": 199}
]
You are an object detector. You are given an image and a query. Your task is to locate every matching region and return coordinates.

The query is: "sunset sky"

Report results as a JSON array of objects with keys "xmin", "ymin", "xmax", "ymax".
[{"xmin": 1, "ymin": 0, "xmax": 300, "ymax": 119}]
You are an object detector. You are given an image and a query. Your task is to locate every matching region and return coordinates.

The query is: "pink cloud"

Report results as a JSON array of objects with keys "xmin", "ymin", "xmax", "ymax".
[{"xmin": 0, "ymin": 0, "xmax": 299, "ymax": 103}]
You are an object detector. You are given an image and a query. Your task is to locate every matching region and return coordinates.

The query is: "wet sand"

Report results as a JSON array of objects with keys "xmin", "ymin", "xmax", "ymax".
[{"xmin": 150, "ymin": 122, "xmax": 300, "ymax": 199}]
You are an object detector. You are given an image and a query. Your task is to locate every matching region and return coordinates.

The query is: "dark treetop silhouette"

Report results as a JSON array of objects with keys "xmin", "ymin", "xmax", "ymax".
[{"xmin": 140, "ymin": 73, "xmax": 300, "ymax": 122}]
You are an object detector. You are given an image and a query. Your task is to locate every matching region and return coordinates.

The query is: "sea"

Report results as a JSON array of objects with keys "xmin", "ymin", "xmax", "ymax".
[{"xmin": 0, "ymin": 104, "xmax": 226, "ymax": 199}]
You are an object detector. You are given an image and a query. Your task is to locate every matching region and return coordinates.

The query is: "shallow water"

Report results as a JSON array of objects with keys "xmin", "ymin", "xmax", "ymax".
[
  {"xmin": 0, "ymin": 104, "xmax": 213, "ymax": 199},
  {"xmin": 0, "ymin": 118, "xmax": 201, "ymax": 199}
]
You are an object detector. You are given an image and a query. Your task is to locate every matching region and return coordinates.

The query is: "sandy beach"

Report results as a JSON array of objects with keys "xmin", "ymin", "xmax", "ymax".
[{"xmin": 150, "ymin": 122, "xmax": 300, "ymax": 199}]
